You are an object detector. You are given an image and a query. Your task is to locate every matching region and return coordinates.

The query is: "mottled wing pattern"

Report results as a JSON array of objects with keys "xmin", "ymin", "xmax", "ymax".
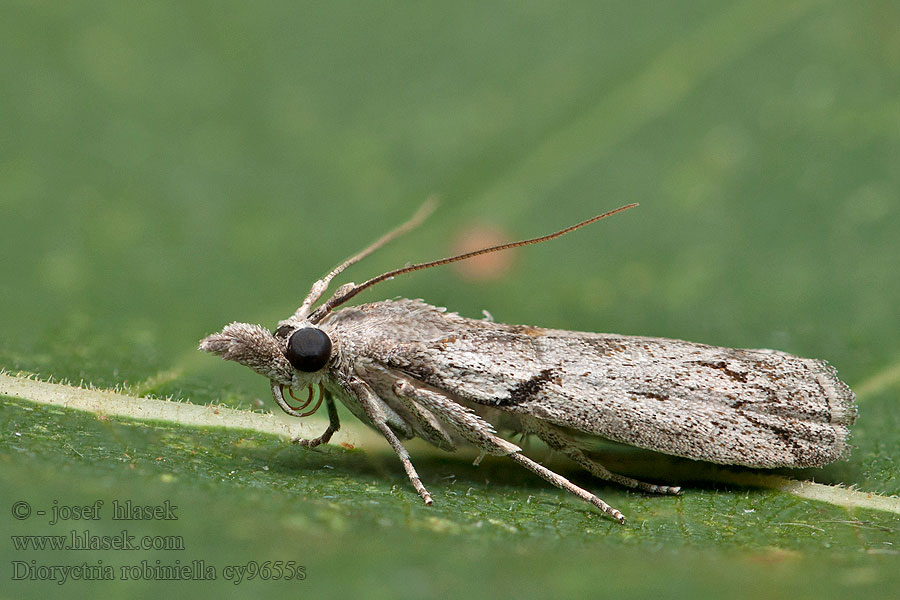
[{"xmin": 326, "ymin": 299, "xmax": 856, "ymax": 468}]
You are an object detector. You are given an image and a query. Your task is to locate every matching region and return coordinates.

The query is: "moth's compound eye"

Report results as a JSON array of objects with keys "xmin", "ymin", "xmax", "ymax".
[{"xmin": 285, "ymin": 327, "xmax": 332, "ymax": 372}]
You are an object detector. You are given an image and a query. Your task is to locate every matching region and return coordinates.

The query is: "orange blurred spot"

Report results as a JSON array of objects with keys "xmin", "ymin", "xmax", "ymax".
[{"xmin": 450, "ymin": 223, "xmax": 514, "ymax": 282}]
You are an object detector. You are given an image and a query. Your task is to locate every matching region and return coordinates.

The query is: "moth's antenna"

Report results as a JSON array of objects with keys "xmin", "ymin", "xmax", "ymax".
[
  {"xmin": 308, "ymin": 203, "xmax": 638, "ymax": 324},
  {"xmin": 292, "ymin": 197, "xmax": 438, "ymax": 320}
]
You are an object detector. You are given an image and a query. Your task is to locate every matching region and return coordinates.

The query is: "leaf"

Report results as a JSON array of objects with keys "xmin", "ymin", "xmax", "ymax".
[{"xmin": 2, "ymin": 0, "xmax": 899, "ymax": 597}]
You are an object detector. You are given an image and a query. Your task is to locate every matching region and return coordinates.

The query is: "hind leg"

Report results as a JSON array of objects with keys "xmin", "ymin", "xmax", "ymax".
[{"xmin": 522, "ymin": 416, "xmax": 681, "ymax": 495}]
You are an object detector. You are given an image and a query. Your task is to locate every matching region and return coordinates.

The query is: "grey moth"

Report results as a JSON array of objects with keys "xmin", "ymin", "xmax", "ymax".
[{"xmin": 200, "ymin": 202, "xmax": 856, "ymax": 524}]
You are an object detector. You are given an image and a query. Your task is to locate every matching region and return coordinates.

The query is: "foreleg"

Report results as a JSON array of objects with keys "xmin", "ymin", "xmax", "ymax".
[{"xmin": 292, "ymin": 394, "xmax": 341, "ymax": 448}]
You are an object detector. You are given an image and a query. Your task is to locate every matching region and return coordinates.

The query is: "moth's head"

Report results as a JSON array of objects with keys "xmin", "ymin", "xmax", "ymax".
[{"xmin": 199, "ymin": 321, "xmax": 334, "ymax": 385}]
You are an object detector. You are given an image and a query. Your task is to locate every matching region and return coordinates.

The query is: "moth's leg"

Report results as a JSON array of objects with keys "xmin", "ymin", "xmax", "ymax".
[
  {"xmin": 292, "ymin": 394, "xmax": 341, "ymax": 448},
  {"xmin": 391, "ymin": 378, "xmax": 626, "ymax": 524},
  {"xmin": 391, "ymin": 379, "xmax": 519, "ymax": 455},
  {"xmin": 523, "ymin": 416, "xmax": 681, "ymax": 495},
  {"xmin": 567, "ymin": 447, "xmax": 681, "ymax": 495},
  {"xmin": 390, "ymin": 386, "xmax": 456, "ymax": 452},
  {"xmin": 348, "ymin": 378, "xmax": 433, "ymax": 505},
  {"xmin": 506, "ymin": 453, "xmax": 626, "ymax": 524}
]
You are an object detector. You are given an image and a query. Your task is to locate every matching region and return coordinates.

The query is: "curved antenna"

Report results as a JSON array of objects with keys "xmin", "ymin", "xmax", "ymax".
[
  {"xmin": 291, "ymin": 197, "xmax": 437, "ymax": 320},
  {"xmin": 308, "ymin": 203, "xmax": 638, "ymax": 324}
]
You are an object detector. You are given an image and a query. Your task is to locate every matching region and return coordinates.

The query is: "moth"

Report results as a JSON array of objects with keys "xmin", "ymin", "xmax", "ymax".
[{"xmin": 200, "ymin": 202, "xmax": 856, "ymax": 524}]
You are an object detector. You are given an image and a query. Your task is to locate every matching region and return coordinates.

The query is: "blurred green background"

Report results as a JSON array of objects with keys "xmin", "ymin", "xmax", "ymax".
[{"xmin": 2, "ymin": 0, "xmax": 898, "ymax": 598}]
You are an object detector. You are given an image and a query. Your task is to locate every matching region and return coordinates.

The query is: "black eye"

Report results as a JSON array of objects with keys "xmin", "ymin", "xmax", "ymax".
[{"xmin": 285, "ymin": 327, "xmax": 332, "ymax": 372}]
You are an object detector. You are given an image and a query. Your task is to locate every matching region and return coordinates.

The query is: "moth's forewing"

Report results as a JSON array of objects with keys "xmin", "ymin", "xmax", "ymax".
[{"xmin": 325, "ymin": 299, "xmax": 856, "ymax": 468}]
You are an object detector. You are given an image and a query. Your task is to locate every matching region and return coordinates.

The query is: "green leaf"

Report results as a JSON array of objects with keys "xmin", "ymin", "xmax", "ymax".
[{"xmin": 2, "ymin": 0, "xmax": 898, "ymax": 598}]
